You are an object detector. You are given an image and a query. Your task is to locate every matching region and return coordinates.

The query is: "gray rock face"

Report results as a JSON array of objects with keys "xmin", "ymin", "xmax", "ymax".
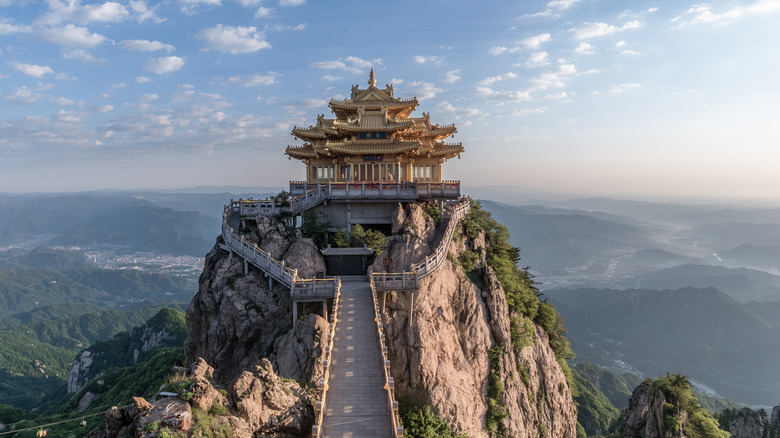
[
  {"xmin": 381, "ymin": 214, "xmax": 578, "ymax": 438},
  {"xmin": 68, "ymin": 350, "xmax": 94, "ymax": 393},
  {"xmin": 271, "ymin": 314, "xmax": 329, "ymax": 388},
  {"xmin": 770, "ymin": 405, "xmax": 780, "ymax": 436},
  {"xmin": 730, "ymin": 407, "xmax": 769, "ymax": 438}
]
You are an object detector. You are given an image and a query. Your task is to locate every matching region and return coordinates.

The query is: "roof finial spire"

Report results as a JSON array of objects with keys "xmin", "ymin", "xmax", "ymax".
[{"xmin": 368, "ymin": 67, "xmax": 377, "ymax": 87}]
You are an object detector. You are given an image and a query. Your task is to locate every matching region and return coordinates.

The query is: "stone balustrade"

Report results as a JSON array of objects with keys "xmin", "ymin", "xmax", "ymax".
[
  {"xmin": 370, "ymin": 280, "xmax": 405, "ymax": 438},
  {"xmin": 311, "ymin": 291, "xmax": 340, "ymax": 437}
]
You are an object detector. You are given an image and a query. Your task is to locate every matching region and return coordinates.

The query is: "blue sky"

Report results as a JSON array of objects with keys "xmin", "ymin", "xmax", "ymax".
[{"xmin": 1, "ymin": 0, "xmax": 779, "ymax": 199}]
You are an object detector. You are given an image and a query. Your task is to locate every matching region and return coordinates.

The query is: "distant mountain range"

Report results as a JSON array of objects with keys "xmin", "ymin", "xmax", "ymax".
[{"xmin": 547, "ymin": 286, "xmax": 780, "ymax": 405}]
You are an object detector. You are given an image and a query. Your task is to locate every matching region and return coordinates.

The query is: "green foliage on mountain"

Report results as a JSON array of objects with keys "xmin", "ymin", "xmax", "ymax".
[
  {"xmin": 572, "ymin": 367, "xmax": 621, "ymax": 437},
  {"xmin": 0, "ymin": 307, "xmax": 186, "ymax": 410},
  {"xmin": 399, "ymin": 400, "xmax": 467, "ymax": 438},
  {"xmin": 52, "ymin": 347, "xmax": 185, "ymax": 417},
  {"xmin": 463, "ymin": 201, "xmax": 573, "ymax": 365},
  {"xmin": 64, "ymin": 308, "xmax": 187, "ymax": 389},
  {"xmin": 0, "ymin": 246, "xmax": 90, "ymax": 271},
  {"xmin": 573, "ymin": 363, "xmax": 643, "ymax": 409},
  {"xmin": 649, "ymin": 374, "xmax": 728, "ymax": 438}
]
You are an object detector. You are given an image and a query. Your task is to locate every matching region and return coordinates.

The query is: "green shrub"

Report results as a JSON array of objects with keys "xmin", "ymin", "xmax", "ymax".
[
  {"xmin": 209, "ymin": 403, "xmax": 230, "ymax": 416},
  {"xmin": 300, "ymin": 210, "xmax": 331, "ymax": 249},
  {"xmin": 399, "ymin": 402, "xmax": 467, "ymax": 438}
]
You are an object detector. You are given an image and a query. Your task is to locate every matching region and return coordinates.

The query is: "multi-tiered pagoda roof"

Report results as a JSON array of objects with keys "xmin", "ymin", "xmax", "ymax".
[{"xmin": 285, "ymin": 69, "xmax": 463, "ymax": 161}]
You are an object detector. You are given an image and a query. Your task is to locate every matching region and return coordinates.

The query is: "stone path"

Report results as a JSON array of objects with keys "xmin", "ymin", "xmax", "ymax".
[{"xmin": 324, "ymin": 279, "xmax": 391, "ymax": 438}]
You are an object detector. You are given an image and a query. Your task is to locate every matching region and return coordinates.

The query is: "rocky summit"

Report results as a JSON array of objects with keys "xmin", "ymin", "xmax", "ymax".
[{"xmin": 86, "ymin": 201, "xmax": 579, "ymax": 437}]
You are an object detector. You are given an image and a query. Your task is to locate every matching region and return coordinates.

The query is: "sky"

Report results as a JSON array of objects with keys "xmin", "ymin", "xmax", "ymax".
[{"xmin": 1, "ymin": 0, "xmax": 779, "ymax": 200}]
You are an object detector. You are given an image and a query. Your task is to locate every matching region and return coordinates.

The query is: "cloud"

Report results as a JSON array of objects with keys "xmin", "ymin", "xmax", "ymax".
[
  {"xmin": 609, "ymin": 83, "xmax": 642, "ymax": 93},
  {"xmin": 489, "ymin": 46, "xmax": 516, "ymax": 55},
  {"xmin": 311, "ymin": 56, "xmax": 381, "ymax": 74},
  {"xmin": 475, "ymin": 86, "xmax": 532, "ymax": 101},
  {"xmin": 135, "ymin": 76, "xmax": 151, "ymax": 83},
  {"xmin": 39, "ymin": 24, "xmax": 107, "ymax": 48},
  {"xmin": 570, "ymin": 20, "xmax": 641, "ymax": 39},
  {"xmin": 442, "ymin": 70, "xmax": 461, "ymax": 84},
  {"xmin": 56, "ymin": 72, "xmax": 77, "ymax": 81},
  {"xmin": 321, "ymin": 75, "xmax": 342, "ymax": 82},
  {"xmin": 96, "ymin": 104, "xmax": 114, "ymax": 112},
  {"xmin": 412, "ymin": 55, "xmax": 443, "ymax": 65},
  {"xmin": 226, "ymin": 74, "xmax": 276, "ymax": 86},
  {"xmin": 575, "ymin": 42, "xmax": 595, "ymax": 55},
  {"xmin": 139, "ymin": 93, "xmax": 159, "ymax": 102},
  {"xmin": 620, "ymin": 49, "xmax": 640, "ymax": 55},
  {"xmin": 8, "ymin": 62, "xmax": 54, "ymax": 77},
  {"xmin": 528, "ymin": 63, "xmax": 577, "ymax": 90},
  {"xmin": 521, "ymin": 33, "xmax": 551, "ymax": 49},
  {"xmin": 50, "ymin": 96, "xmax": 75, "ymax": 106},
  {"xmin": 118, "ymin": 39, "xmax": 175, "ymax": 52},
  {"xmin": 254, "ymin": 6, "xmax": 273, "ymax": 17},
  {"xmin": 300, "ymin": 98, "xmax": 325, "ymax": 108},
  {"xmin": 197, "ymin": 25, "xmax": 271, "ymax": 53},
  {"xmin": 526, "ymin": 51, "xmax": 550, "ymax": 67},
  {"xmin": 279, "ymin": 0, "xmax": 305, "ymax": 6},
  {"xmin": 5, "ymin": 86, "xmax": 42, "ymax": 103},
  {"xmin": 407, "ymin": 81, "xmax": 442, "ymax": 100},
  {"xmin": 129, "ymin": 0, "xmax": 166, "ymax": 23},
  {"xmin": 547, "ymin": 0, "xmax": 580, "ymax": 10},
  {"xmin": 143, "ymin": 56, "xmax": 185, "ymax": 74},
  {"xmin": 271, "ymin": 23, "xmax": 306, "ymax": 31},
  {"xmin": 521, "ymin": 0, "xmax": 581, "ymax": 18},
  {"xmin": 179, "ymin": 0, "xmax": 221, "ymax": 14},
  {"xmin": 36, "ymin": 0, "xmax": 130, "ymax": 25},
  {"xmin": 63, "ymin": 48, "xmax": 105, "ymax": 63},
  {"xmin": 0, "ymin": 18, "xmax": 32, "ymax": 35},
  {"xmin": 479, "ymin": 72, "xmax": 517, "ymax": 86},
  {"xmin": 435, "ymin": 101, "xmax": 485, "ymax": 118},
  {"xmin": 671, "ymin": 1, "xmax": 780, "ymax": 26},
  {"xmin": 236, "ymin": 0, "xmax": 261, "ymax": 5}
]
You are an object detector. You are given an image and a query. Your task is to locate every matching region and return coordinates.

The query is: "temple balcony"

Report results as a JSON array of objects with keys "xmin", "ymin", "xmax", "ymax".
[{"xmin": 288, "ymin": 180, "xmax": 461, "ymax": 201}]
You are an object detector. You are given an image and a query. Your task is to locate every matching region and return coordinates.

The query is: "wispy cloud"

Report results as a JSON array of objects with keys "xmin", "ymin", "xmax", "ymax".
[
  {"xmin": 0, "ymin": 18, "xmax": 32, "ymax": 35},
  {"xmin": 271, "ymin": 23, "xmax": 306, "ymax": 31},
  {"xmin": 442, "ymin": 70, "xmax": 461, "ymax": 84},
  {"xmin": 279, "ymin": 0, "xmax": 305, "ymax": 6},
  {"xmin": 479, "ymin": 72, "xmax": 517, "ymax": 86},
  {"xmin": 609, "ymin": 83, "xmax": 642, "ymax": 93},
  {"xmin": 118, "ymin": 39, "xmax": 175, "ymax": 52},
  {"xmin": 225, "ymin": 74, "xmax": 277, "ymax": 86},
  {"xmin": 311, "ymin": 56, "xmax": 381, "ymax": 74},
  {"xmin": 525, "ymin": 52, "xmax": 550, "ymax": 67},
  {"xmin": 143, "ymin": 56, "xmax": 185, "ymax": 74},
  {"xmin": 671, "ymin": 1, "xmax": 780, "ymax": 26},
  {"xmin": 569, "ymin": 20, "xmax": 641, "ymax": 39},
  {"xmin": 39, "ymin": 24, "xmax": 107, "ymax": 48},
  {"xmin": 407, "ymin": 81, "xmax": 442, "ymax": 100},
  {"xmin": 36, "ymin": 0, "xmax": 130, "ymax": 25},
  {"xmin": 475, "ymin": 86, "xmax": 532, "ymax": 101},
  {"xmin": 575, "ymin": 42, "xmax": 595, "ymax": 55},
  {"xmin": 8, "ymin": 61, "xmax": 54, "ymax": 77},
  {"xmin": 521, "ymin": 33, "xmax": 551, "ymax": 49},
  {"xmin": 412, "ymin": 55, "xmax": 443, "ymax": 65},
  {"xmin": 197, "ymin": 24, "xmax": 271, "ymax": 53},
  {"xmin": 528, "ymin": 63, "xmax": 577, "ymax": 90}
]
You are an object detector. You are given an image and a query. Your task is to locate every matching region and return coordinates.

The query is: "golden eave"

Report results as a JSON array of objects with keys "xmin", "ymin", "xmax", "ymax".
[{"xmin": 324, "ymin": 138, "xmax": 422, "ymax": 155}]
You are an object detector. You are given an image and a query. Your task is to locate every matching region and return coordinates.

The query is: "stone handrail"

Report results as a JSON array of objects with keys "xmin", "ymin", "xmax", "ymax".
[
  {"xmin": 311, "ymin": 290, "xmax": 340, "ymax": 437},
  {"xmin": 411, "ymin": 197, "xmax": 470, "ymax": 278},
  {"xmin": 222, "ymin": 202, "xmax": 340, "ymax": 297},
  {"xmin": 371, "ymin": 272, "xmax": 417, "ymax": 291},
  {"xmin": 370, "ymin": 281, "xmax": 404, "ymax": 438}
]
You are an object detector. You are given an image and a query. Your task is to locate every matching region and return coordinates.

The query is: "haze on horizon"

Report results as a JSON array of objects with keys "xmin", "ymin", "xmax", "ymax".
[{"xmin": 1, "ymin": 0, "xmax": 779, "ymax": 201}]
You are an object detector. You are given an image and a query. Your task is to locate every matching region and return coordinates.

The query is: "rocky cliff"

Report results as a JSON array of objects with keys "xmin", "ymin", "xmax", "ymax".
[
  {"xmin": 374, "ymin": 202, "xmax": 578, "ymax": 437},
  {"xmin": 616, "ymin": 374, "xmax": 728, "ymax": 438},
  {"xmin": 86, "ymin": 203, "xmax": 580, "ymax": 437},
  {"xmin": 68, "ymin": 308, "xmax": 188, "ymax": 395}
]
